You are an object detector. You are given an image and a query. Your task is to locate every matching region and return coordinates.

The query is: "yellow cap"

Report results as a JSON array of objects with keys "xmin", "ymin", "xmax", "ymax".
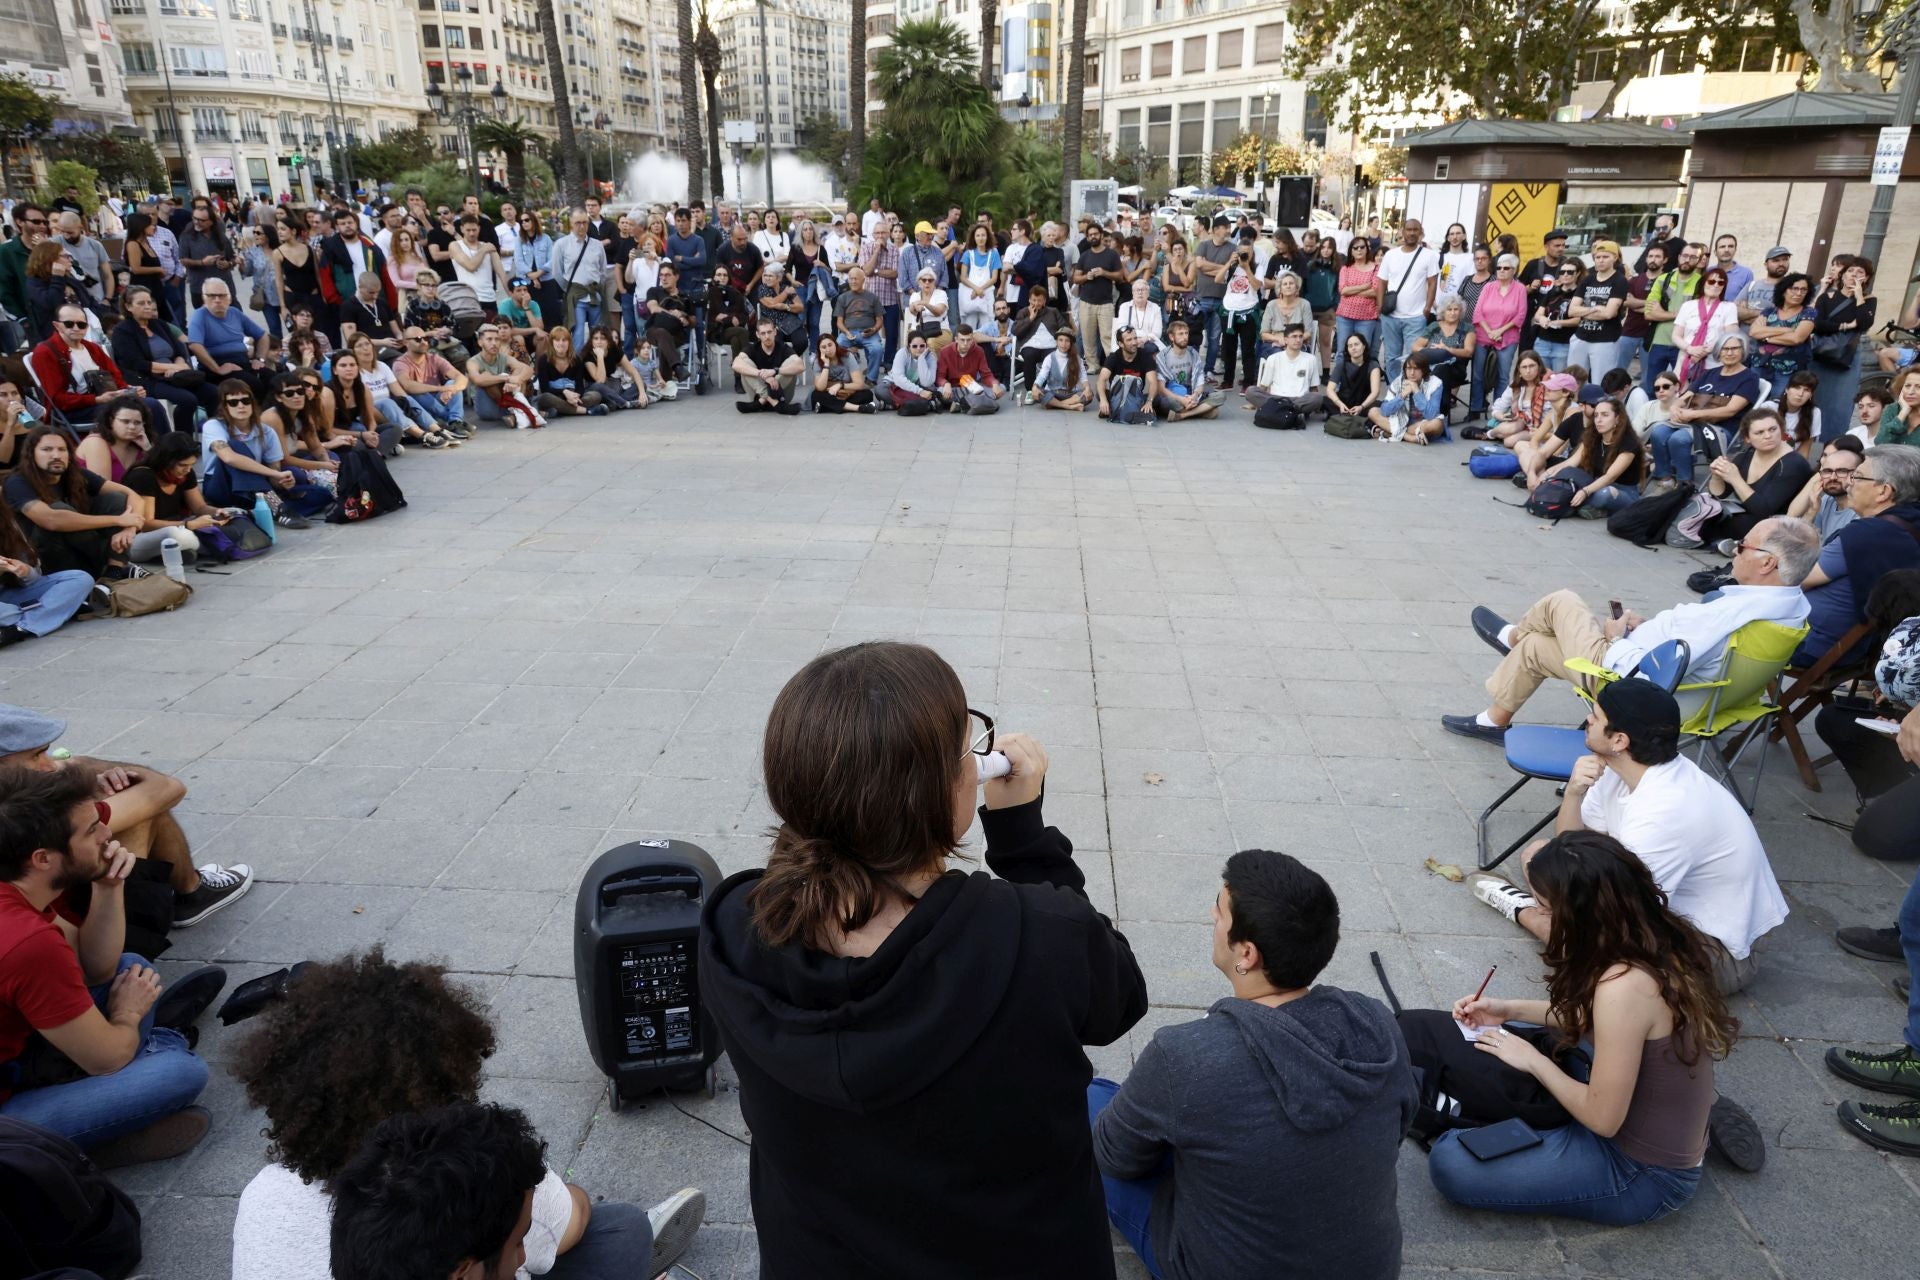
[
  {"xmin": 914, "ymin": 220, "xmax": 935, "ymax": 235},
  {"xmin": 1591, "ymin": 239, "xmax": 1621, "ymax": 257}
]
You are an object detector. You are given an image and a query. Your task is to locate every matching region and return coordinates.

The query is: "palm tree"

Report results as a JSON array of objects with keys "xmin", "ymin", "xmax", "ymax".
[
  {"xmin": 535, "ymin": 0, "xmax": 583, "ymax": 199},
  {"xmin": 696, "ymin": 3, "xmax": 726, "ymax": 198},
  {"xmin": 678, "ymin": 0, "xmax": 706, "ymax": 200},
  {"xmin": 848, "ymin": 0, "xmax": 867, "ymax": 182},
  {"xmin": 473, "ymin": 119, "xmax": 541, "ymax": 201},
  {"xmin": 1060, "ymin": 0, "xmax": 1088, "ymax": 216},
  {"xmin": 979, "ymin": 0, "xmax": 998, "ymax": 90},
  {"xmin": 873, "ymin": 19, "xmax": 1003, "ymax": 180}
]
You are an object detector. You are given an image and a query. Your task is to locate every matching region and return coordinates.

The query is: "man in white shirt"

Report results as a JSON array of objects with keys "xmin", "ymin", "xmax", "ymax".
[
  {"xmin": 825, "ymin": 212, "xmax": 861, "ymax": 286},
  {"xmin": 1443, "ymin": 515, "xmax": 1821, "ymax": 744},
  {"xmin": 494, "ymin": 201, "xmax": 521, "ymax": 260},
  {"xmin": 370, "ymin": 205, "xmax": 405, "ymax": 259},
  {"xmin": 860, "ymin": 197, "xmax": 886, "ymax": 243},
  {"xmin": 1471, "ymin": 678, "xmax": 1789, "ymax": 995},
  {"xmin": 1245, "ymin": 325, "xmax": 1324, "ymax": 417},
  {"xmin": 1376, "ymin": 218, "xmax": 1440, "ymax": 381}
]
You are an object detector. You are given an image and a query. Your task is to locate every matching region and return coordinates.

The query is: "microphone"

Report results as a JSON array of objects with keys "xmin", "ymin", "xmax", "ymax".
[{"xmin": 977, "ymin": 751, "xmax": 1011, "ymax": 783}]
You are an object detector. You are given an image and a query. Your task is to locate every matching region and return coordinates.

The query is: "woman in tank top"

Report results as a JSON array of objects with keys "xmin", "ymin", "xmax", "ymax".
[
  {"xmin": 274, "ymin": 214, "xmax": 323, "ymax": 333},
  {"xmin": 1404, "ymin": 830, "xmax": 1737, "ymax": 1225}
]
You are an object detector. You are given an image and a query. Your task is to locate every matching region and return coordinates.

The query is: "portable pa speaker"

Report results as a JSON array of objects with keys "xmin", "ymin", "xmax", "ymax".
[{"xmin": 1276, "ymin": 177, "xmax": 1315, "ymax": 228}]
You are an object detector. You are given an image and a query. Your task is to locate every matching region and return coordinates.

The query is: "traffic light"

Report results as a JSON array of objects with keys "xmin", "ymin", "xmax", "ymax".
[{"xmin": 291, "ymin": 153, "xmax": 305, "ymax": 170}]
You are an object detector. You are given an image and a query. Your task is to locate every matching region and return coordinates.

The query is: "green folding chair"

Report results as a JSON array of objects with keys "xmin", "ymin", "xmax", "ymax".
[{"xmin": 1566, "ymin": 618, "xmax": 1810, "ymax": 812}]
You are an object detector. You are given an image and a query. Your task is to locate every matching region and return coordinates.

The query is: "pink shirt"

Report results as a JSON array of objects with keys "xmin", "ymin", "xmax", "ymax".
[
  {"xmin": 1473, "ymin": 280, "xmax": 1528, "ymax": 350},
  {"xmin": 1336, "ymin": 264, "xmax": 1380, "ymax": 320}
]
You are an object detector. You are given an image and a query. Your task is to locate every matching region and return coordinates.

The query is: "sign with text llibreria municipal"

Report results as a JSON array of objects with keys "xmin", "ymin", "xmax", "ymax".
[{"xmin": 1872, "ymin": 126, "xmax": 1910, "ymax": 187}]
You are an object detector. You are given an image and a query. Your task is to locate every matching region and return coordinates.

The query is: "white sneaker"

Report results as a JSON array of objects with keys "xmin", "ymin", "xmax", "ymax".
[
  {"xmin": 1470, "ymin": 872, "xmax": 1536, "ymax": 924},
  {"xmin": 645, "ymin": 1186, "xmax": 705, "ymax": 1277}
]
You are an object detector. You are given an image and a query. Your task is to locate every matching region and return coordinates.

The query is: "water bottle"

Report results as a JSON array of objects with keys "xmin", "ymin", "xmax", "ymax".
[
  {"xmin": 160, "ymin": 536, "xmax": 185, "ymax": 583},
  {"xmin": 252, "ymin": 494, "xmax": 277, "ymax": 544}
]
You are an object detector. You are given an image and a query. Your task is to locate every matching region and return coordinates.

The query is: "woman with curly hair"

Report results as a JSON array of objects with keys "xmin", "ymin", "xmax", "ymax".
[
  {"xmin": 1402, "ymin": 828, "xmax": 1738, "ymax": 1225},
  {"xmin": 228, "ymin": 947, "xmax": 706, "ymax": 1280}
]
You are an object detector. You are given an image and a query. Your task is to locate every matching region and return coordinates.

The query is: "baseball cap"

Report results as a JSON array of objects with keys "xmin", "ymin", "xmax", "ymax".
[
  {"xmin": 1591, "ymin": 239, "xmax": 1621, "ymax": 257},
  {"xmin": 1596, "ymin": 678, "xmax": 1681, "ymax": 742},
  {"xmin": 1765, "ymin": 246, "xmax": 1792, "ymax": 261},
  {"xmin": 914, "ymin": 220, "xmax": 935, "ymax": 235},
  {"xmin": 1211, "ymin": 215, "xmax": 1232, "ymax": 229},
  {"xmin": 1543, "ymin": 372, "xmax": 1579, "ymax": 393},
  {"xmin": 1544, "ymin": 227, "xmax": 1570, "ymax": 241},
  {"xmin": 0, "ymin": 704, "xmax": 65, "ymax": 756}
]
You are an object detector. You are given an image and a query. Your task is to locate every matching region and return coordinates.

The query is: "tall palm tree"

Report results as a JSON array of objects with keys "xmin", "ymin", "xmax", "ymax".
[
  {"xmin": 696, "ymin": 3, "xmax": 726, "ymax": 198},
  {"xmin": 1060, "ymin": 0, "xmax": 1088, "ymax": 216},
  {"xmin": 849, "ymin": 0, "xmax": 867, "ymax": 181},
  {"xmin": 979, "ymin": 0, "xmax": 998, "ymax": 90},
  {"xmin": 678, "ymin": 0, "xmax": 706, "ymax": 200},
  {"xmin": 473, "ymin": 118, "xmax": 541, "ymax": 200},
  {"xmin": 535, "ymin": 0, "xmax": 583, "ymax": 199}
]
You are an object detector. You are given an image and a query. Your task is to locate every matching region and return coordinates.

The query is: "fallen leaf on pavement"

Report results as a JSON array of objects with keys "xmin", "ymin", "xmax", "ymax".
[{"xmin": 1424, "ymin": 858, "xmax": 1465, "ymax": 883}]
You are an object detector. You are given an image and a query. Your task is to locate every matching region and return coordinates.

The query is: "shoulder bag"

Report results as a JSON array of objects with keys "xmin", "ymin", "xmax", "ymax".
[
  {"xmin": 1381, "ymin": 247, "xmax": 1425, "ymax": 316},
  {"xmin": 107, "ymin": 572, "xmax": 192, "ymax": 617}
]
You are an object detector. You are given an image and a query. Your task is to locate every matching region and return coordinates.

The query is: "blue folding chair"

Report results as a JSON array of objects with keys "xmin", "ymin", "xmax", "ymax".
[{"xmin": 1474, "ymin": 639, "xmax": 1690, "ymax": 870}]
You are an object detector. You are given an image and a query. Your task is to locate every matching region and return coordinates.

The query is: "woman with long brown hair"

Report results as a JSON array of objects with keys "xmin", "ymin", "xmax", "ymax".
[
  {"xmin": 1408, "ymin": 827, "xmax": 1737, "ymax": 1224},
  {"xmin": 1542, "ymin": 396, "xmax": 1648, "ymax": 516},
  {"xmin": 698, "ymin": 641, "xmax": 1147, "ymax": 1278}
]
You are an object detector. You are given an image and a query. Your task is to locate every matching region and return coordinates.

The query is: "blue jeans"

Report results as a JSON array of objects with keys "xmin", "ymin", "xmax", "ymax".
[
  {"xmin": 1429, "ymin": 1120, "xmax": 1701, "ymax": 1225},
  {"xmin": 0, "ymin": 953, "xmax": 209, "ymax": 1148},
  {"xmin": 1537, "ymin": 340, "xmax": 1570, "ymax": 372},
  {"xmin": 1380, "ymin": 314, "xmax": 1426, "ymax": 380},
  {"xmin": 882, "ymin": 303, "xmax": 902, "ymax": 366},
  {"xmin": 1476, "ymin": 343, "xmax": 1516, "ymax": 415},
  {"xmin": 1641, "ymin": 343, "xmax": 1679, "ymax": 396},
  {"xmin": 572, "ymin": 299, "xmax": 603, "ymax": 351},
  {"xmin": 1190, "ymin": 297, "xmax": 1223, "ymax": 374},
  {"xmin": 408, "ymin": 391, "xmax": 466, "ymax": 425},
  {"xmin": 844, "ymin": 331, "xmax": 884, "ymax": 383},
  {"xmin": 0, "ymin": 569, "xmax": 93, "ymax": 636},
  {"xmin": 1333, "ymin": 315, "xmax": 1380, "ymax": 382},
  {"xmin": 1087, "ymin": 1079, "xmax": 1163, "ymax": 1279},
  {"xmin": 545, "ymin": 1200, "xmax": 654, "ymax": 1279},
  {"xmin": 1615, "ymin": 334, "xmax": 1645, "ymax": 380},
  {"xmin": 1584, "ymin": 482, "xmax": 1641, "ymax": 513},
  {"xmin": 1647, "ymin": 423, "xmax": 1696, "ymax": 479},
  {"xmin": 619, "ymin": 292, "xmax": 641, "ymax": 358}
]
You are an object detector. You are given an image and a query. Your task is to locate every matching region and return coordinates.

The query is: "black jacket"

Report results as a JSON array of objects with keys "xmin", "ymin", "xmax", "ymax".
[
  {"xmin": 109, "ymin": 317, "xmax": 192, "ymax": 386},
  {"xmin": 699, "ymin": 796, "xmax": 1148, "ymax": 1280}
]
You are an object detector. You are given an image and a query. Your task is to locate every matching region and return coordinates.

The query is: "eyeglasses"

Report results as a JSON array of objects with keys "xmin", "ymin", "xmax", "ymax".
[
  {"xmin": 1733, "ymin": 540, "xmax": 1773, "ymax": 558},
  {"xmin": 224, "ymin": 397, "xmax": 252, "ymax": 407},
  {"xmin": 1849, "ymin": 472, "xmax": 1886, "ymax": 487},
  {"xmin": 57, "ymin": 319, "xmax": 88, "ymax": 328},
  {"xmin": 965, "ymin": 709, "xmax": 995, "ymax": 760},
  {"xmin": 279, "ymin": 387, "xmax": 309, "ymax": 398},
  {"xmin": 1818, "ymin": 466, "xmax": 1856, "ymax": 478}
]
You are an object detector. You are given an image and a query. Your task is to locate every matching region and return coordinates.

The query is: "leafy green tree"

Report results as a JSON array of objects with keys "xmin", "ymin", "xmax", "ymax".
[
  {"xmin": 48, "ymin": 130, "xmax": 169, "ymax": 191},
  {"xmin": 0, "ymin": 74, "xmax": 57, "ymax": 198},
  {"xmin": 870, "ymin": 18, "xmax": 1006, "ymax": 180},
  {"xmin": 473, "ymin": 119, "xmax": 542, "ymax": 201},
  {"xmin": 340, "ymin": 129, "xmax": 437, "ymax": 185},
  {"xmin": 696, "ymin": 2, "xmax": 726, "ymax": 198}
]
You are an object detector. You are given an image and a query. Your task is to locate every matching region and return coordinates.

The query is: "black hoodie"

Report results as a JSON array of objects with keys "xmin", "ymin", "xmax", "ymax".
[{"xmin": 698, "ymin": 796, "xmax": 1149, "ymax": 1279}]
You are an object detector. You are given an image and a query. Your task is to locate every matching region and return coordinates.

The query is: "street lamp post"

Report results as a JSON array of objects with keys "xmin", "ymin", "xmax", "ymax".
[
  {"xmin": 1859, "ymin": 0, "xmax": 1920, "ymax": 266},
  {"xmin": 1254, "ymin": 82, "xmax": 1278, "ymax": 210},
  {"xmin": 757, "ymin": 0, "xmax": 776, "ymax": 207}
]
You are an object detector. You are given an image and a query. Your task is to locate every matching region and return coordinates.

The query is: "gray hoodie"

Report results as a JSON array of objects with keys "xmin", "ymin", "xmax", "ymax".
[{"xmin": 1092, "ymin": 986, "xmax": 1417, "ymax": 1280}]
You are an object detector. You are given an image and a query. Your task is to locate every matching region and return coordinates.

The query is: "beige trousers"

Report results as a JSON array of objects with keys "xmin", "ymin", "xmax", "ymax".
[{"xmin": 1486, "ymin": 589, "xmax": 1611, "ymax": 714}]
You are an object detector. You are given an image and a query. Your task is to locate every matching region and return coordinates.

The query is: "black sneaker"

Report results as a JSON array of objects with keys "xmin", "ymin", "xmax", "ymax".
[
  {"xmin": 1837, "ymin": 1098, "xmax": 1920, "ymax": 1157},
  {"xmin": 173, "ymin": 863, "xmax": 254, "ymax": 927},
  {"xmin": 1836, "ymin": 925, "xmax": 1905, "ymax": 963},
  {"xmin": 0, "ymin": 624, "xmax": 28, "ymax": 647},
  {"xmin": 90, "ymin": 1105, "xmax": 212, "ymax": 1169},
  {"xmin": 275, "ymin": 511, "xmax": 312, "ymax": 530},
  {"xmin": 1825, "ymin": 1043, "xmax": 1920, "ymax": 1098},
  {"xmin": 1707, "ymin": 1094, "xmax": 1765, "ymax": 1171},
  {"xmin": 153, "ymin": 965, "xmax": 228, "ymax": 1031}
]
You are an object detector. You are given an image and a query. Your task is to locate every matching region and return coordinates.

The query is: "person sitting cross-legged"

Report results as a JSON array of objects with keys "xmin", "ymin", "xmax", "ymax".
[
  {"xmin": 1244, "ymin": 324, "xmax": 1324, "ymax": 421},
  {"xmin": 1090, "ymin": 849, "xmax": 1418, "ymax": 1280},
  {"xmin": 1367, "ymin": 350, "xmax": 1449, "ymax": 444},
  {"xmin": 810, "ymin": 334, "xmax": 876, "ymax": 415},
  {"xmin": 1441, "ymin": 515, "xmax": 1820, "ymax": 744},
  {"xmin": 1152, "ymin": 317, "xmax": 1219, "ymax": 421},
  {"xmin": 934, "ymin": 324, "xmax": 1004, "ymax": 414},
  {"xmin": 0, "ymin": 763, "xmax": 220, "ymax": 1167},
  {"xmin": 230, "ymin": 948, "xmax": 706, "ymax": 1280},
  {"xmin": 0, "ymin": 500, "xmax": 94, "ymax": 646},
  {"xmin": 390, "ymin": 327, "xmax": 473, "ymax": 441},
  {"xmin": 3, "ymin": 426, "xmax": 144, "ymax": 582},
  {"xmin": 1098, "ymin": 326, "xmax": 1164, "ymax": 425},
  {"xmin": 732, "ymin": 317, "xmax": 805, "ymax": 414}
]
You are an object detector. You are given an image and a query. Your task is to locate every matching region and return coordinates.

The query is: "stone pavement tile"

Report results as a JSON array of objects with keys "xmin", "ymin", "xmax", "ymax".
[
  {"xmin": 654, "ymin": 730, "xmax": 764, "ymax": 781},
  {"xmin": 617, "ymin": 776, "xmax": 757, "ymax": 839},
  {"xmin": 483, "ymin": 1076, "xmax": 606, "ymax": 1172},
  {"xmin": 1101, "ymin": 749, "xmax": 1218, "ymax": 797},
  {"xmin": 1284, "ymin": 678, "xmax": 1396, "ymax": 718},
  {"xmin": 222, "ymin": 883, "xmax": 425, "ymax": 965},
  {"xmin": 1187, "ymin": 673, "xmax": 1294, "ymax": 714},
  {"xmin": 1193, "ymin": 708, "xmax": 1311, "ymax": 755},
  {"xmin": 1716, "ymin": 1145, "xmax": 1915, "ymax": 1280},
  {"xmin": 1393, "ymin": 1145, "xmax": 1569, "ymax": 1273},
  {"xmin": 418, "ymin": 646, "xmax": 540, "ymax": 686},
  {"xmin": 130, "ymin": 1189, "xmax": 238, "ymax": 1280},
  {"xmin": 515, "ymin": 897, "xmax": 576, "ymax": 978},
  {"xmin": 201, "ymin": 715, "xmax": 358, "ymax": 764},
  {"xmin": 999, "ymin": 665, "xmax": 1096, "ymax": 704},
  {"xmin": 304, "ymin": 817, "xmax": 480, "ymax": 887},
  {"xmin": 1733, "ymin": 950, "xmax": 1912, "ymax": 1044},
  {"xmin": 438, "ymin": 822, "xmax": 605, "ymax": 894},
  {"xmin": 197, "ymin": 815, "xmax": 355, "ymax": 882},
  {"xmin": 1377, "ymin": 860, "xmax": 1534, "ymax": 941},
  {"xmin": 1095, "ymin": 669, "xmax": 1195, "ymax": 710},
  {"xmin": 487, "ymin": 975, "xmax": 606, "ymax": 1083},
  {"xmin": 159, "ymin": 882, "xmax": 292, "ymax": 964},
  {"xmin": 611, "ymin": 652, "xmax": 727, "ymax": 691},
  {"xmin": 476, "ymin": 683, "xmax": 603, "ymax": 726},
  {"xmin": 1035, "ymin": 791, "xmax": 1108, "ymax": 849},
  {"xmin": 384, "ymin": 886, "xmax": 552, "ymax": 972},
  {"xmin": 165, "ymin": 1072, "xmax": 272, "ymax": 1197},
  {"xmin": 174, "ymin": 757, "xmax": 305, "ymax": 815},
  {"xmin": 1556, "ymin": 1178, "xmax": 1781, "ymax": 1277},
  {"xmin": 1408, "ymin": 933, "xmax": 1553, "ymax": 1013},
  {"xmin": 371, "ymin": 767, "xmax": 525, "ymax": 825},
  {"xmin": 92, "ymin": 712, "xmax": 259, "ymax": 766},
  {"xmin": 1351, "ymin": 804, "xmax": 1483, "ymax": 867},
  {"xmin": 320, "ymin": 719, "xmax": 464, "ymax": 769},
  {"xmin": 1299, "ymin": 714, "xmax": 1429, "ymax": 759},
  {"xmin": 1716, "ymin": 1036, "xmax": 1878, "ymax": 1154},
  {"xmin": 427, "ymin": 720, "xmax": 573, "ymax": 770},
  {"xmin": 274, "ymin": 674, "xmax": 410, "ymax": 720},
  {"xmin": 1224, "ymin": 800, "xmax": 1363, "ymax": 860},
  {"xmin": 491, "ymin": 770, "xmax": 644, "ymax": 829},
  {"xmin": 1214, "ymin": 753, "xmax": 1339, "ymax": 805},
  {"xmin": 1099, "ymin": 706, "xmax": 1208, "ymax": 752},
  {"xmin": 252, "ymin": 762, "xmax": 413, "ymax": 819}
]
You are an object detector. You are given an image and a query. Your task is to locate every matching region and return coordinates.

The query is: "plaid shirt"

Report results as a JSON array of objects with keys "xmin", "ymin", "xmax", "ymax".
[{"xmin": 867, "ymin": 241, "xmax": 902, "ymax": 307}]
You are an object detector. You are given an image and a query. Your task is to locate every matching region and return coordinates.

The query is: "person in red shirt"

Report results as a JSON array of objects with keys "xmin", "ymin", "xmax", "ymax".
[
  {"xmin": 933, "ymin": 325, "xmax": 1004, "ymax": 414},
  {"xmin": 0, "ymin": 763, "xmax": 213, "ymax": 1164}
]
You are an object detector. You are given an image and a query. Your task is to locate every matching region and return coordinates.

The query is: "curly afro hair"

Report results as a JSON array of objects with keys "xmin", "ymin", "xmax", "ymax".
[{"xmin": 229, "ymin": 946, "xmax": 497, "ymax": 1186}]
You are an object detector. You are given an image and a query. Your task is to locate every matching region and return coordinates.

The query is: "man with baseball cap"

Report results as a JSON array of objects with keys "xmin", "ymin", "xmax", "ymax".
[
  {"xmin": 0, "ymin": 704, "xmax": 252, "ymax": 930},
  {"xmin": 0, "ymin": 760, "xmax": 220, "ymax": 1165},
  {"xmin": 1739, "ymin": 246, "xmax": 1794, "ymax": 324},
  {"xmin": 1469, "ymin": 678, "xmax": 1789, "ymax": 999}
]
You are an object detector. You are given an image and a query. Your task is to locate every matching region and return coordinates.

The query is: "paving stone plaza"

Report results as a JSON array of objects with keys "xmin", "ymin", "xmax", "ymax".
[{"xmin": 9, "ymin": 401, "xmax": 1916, "ymax": 1278}]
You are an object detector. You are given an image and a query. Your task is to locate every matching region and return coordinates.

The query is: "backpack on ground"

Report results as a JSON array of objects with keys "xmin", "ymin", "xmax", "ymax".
[
  {"xmin": 1253, "ymin": 397, "xmax": 1307, "ymax": 430},
  {"xmin": 1608, "ymin": 482, "xmax": 1696, "ymax": 547},
  {"xmin": 1468, "ymin": 447, "xmax": 1521, "ymax": 479},
  {"xmin": 0, "ymin": 1117, "xmax": 143, "ymax": 1280},
  {"xmin": 1665, "ymin": 491, "xmax": 1725, "ymax": 549},
  {"xmin": 1525, "ymin": 477, "xmax": 1580, "ymax": 521},
  {"xmin": 1324, "ymin": 412, "xmax": 1370, "ymax": 439},
  {"xmin": 327, "ymin": 445, "xmax": 407, "ymax": 524}
]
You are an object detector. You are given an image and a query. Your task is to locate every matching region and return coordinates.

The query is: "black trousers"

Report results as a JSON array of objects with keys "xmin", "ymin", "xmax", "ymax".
[
  {"xmin": 31, "ymin": 490, "xmax": 129, "ymax": 578},
  {"xmin": 1816, "ymin": 702, "xmax": 1920, "ymax": 862}
]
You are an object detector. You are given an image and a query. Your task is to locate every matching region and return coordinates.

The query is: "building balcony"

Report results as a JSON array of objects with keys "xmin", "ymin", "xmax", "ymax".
[{"xmin": 271, "ymin": 22, "xmax": 287, "ymax": 35}]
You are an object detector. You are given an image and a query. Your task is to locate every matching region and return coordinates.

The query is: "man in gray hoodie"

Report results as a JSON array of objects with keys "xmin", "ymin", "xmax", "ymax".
[{"xmin": 1090, "ymin": 849, "xmax": 1417, "ymax": 1280}]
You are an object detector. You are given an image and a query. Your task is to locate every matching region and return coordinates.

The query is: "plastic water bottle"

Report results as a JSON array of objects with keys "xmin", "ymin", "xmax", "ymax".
[
  {"xmin": 252, "ymin": 495, "xmax": 277, "ymax": 544},
  {"xmin": 160, "ymin": 536, "xmax": 185, "ymax": 583}
]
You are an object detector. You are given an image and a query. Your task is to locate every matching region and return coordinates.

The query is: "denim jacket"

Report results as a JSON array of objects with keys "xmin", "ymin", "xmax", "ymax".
[
  {"xmin": 1380, "ymin": 375, "xmax": 1446, "ymax": 421},
  {"xmin": 515, "ymin": 234, "xmax": 554, "ymax": 279}
]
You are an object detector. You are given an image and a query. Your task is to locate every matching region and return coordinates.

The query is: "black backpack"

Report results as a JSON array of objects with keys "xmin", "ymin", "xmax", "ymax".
[
  {"xmin": 1253, "ymin": 396, "xmax": 1306, "ymax": 430},
  {"xmin": 1607, "ymin": 482, "xmax": 1696, "ymax": 547},
  {"xmin": 326, "ymin": 445, "xmax": 407, "ymax": 524},
  {"xmin": 1525, "ymin": 476, "xmax": 1579, "ymax": 521},
  {"xmin": 0, "ymin": 1118, "xmax": 142, "ymax": 1279}
]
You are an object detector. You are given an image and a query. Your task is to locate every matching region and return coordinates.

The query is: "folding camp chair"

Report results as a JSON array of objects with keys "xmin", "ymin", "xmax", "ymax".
[
  {"xmin": 1769, "ymin": 569, "xmax": 1920, "ymax": 791},
  {"xmin": 1475, "ymin": 640, "xmax": 1689, "ymax": 870}
]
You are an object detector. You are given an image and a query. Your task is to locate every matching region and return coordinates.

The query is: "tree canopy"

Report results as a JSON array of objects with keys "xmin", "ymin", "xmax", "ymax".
[
  {"xmin": 340, "ymin": 129, "xmax": 438, "ymax": 185},
  {"xmin": 47, "ymin": 130, "xmax": 169, "ymax": 191}
]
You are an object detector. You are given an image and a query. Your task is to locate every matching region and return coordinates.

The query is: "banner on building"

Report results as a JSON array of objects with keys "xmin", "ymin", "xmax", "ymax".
[{"xmin": 1485, "ymin": 182, "xmax": 1562, "ymax": 264}]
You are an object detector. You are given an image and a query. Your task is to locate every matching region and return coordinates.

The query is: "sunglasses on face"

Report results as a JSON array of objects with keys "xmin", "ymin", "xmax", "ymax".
[
  {"xmin": 280, "ymin": 388, "xmax": 308, "ymax": 398},
  {"xmin": 225, "ymin": 397, "xmax": 252, "ymax": 407},
  {"xmin": 57, "ymin": 319, "xmax": 88, "ymax": 328}
]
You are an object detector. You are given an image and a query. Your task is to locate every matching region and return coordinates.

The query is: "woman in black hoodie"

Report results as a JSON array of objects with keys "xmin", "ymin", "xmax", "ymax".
[{"xmin": 699, "ymin": 641, "xmax": 1149, "ymax": 1280}]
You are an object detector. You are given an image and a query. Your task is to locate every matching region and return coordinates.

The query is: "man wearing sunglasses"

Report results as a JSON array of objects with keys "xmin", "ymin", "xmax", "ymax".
[
  {"xmin": 0, "ymin": 203, "xmax": 49, "ymax": 326},
  {"xmin": 0, "ymin": 749, "xmax": 230, "ymax": 1167}
]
